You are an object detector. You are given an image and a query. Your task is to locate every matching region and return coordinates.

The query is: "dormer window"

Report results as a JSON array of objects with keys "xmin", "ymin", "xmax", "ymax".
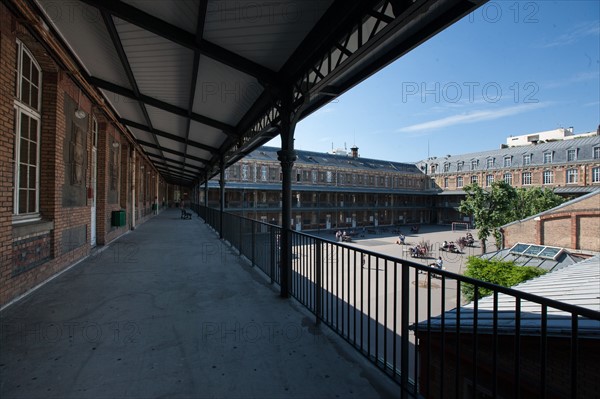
[
  {"xmin": 443, "ymin": 163, "xmax": 450, "ymax": 172},
  {"xmin": 457, "ymin": 161, "xmax": 464, "ymax": 171},
  {"xmin": 543, "ymin": 151, "xmax": 553, "ymax": 164},
  {"xmin": 486, "ymin": 158, "xmax": 494, "ymax": 168},
  {"xmin": 523, "ymin": 154, "xmax": 531, "ymax": 165},
  {"xmin": 567, "ymin": 149, "xmax": 577, "ymax": 162},
  {"xmin": 503, "ymin": 156, "xmax": 512, "ymax": 168}
]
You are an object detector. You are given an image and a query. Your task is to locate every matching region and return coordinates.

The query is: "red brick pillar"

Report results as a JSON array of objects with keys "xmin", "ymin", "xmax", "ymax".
[
  {"xmin": 571, "ymin": 213, "xmax": 578, "ymax": 250},
  {"xmin": 0, "ymin": 5, "xmax": 17, "ymax": 304}
]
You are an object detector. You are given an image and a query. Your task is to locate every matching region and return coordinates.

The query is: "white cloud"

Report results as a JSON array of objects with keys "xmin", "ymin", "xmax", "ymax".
[
  {"xmin": 541, "ymin": 21, "xmax": 600, "ymax": 48},
  {"xmin": 396, "ymin": 103, "xmax": 550, "ymax": 133},
  {"xmin": 544, "ymin": 71, "xmax": 599, "ymax": 89}
]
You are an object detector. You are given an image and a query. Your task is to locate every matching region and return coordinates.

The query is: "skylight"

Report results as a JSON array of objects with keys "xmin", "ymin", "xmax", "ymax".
[{"xmin": 509, "ymin": 243, "xmax": 564, "ymax": 260}]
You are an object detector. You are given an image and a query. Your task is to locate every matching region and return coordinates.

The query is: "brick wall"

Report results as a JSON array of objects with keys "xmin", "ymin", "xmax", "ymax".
[
  {"xmin": 0, "ymin": 5, "xmax": 165, "ymax": 307},
  {"xmin": 503, "ymin": 192, "xmax": 600, "ymax": 251},
  {"xmin": 0, "ymin": 4, "xmax": 17, "ymax": 278},
  {"xmin": 419, "ymin": 332, "xmax": 599, "ymax": 399}
]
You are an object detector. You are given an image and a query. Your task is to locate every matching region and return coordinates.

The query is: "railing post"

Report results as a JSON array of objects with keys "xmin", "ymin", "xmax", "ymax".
[
  {"xmin": 239, "ymin": 218, "xmax": 243, "ymax": 256},
  {"xmin": 251, "ymin": 221, "xmax": 255, "ymax": 267},
  {"xmin": 400, "ymin": 262, "xmax": 410, "ymax": 398},
  {"xmin": 270, "ymin": 227, "xmax": 275, "ymax": 284},
  {"xmin": 315, "ymin": 240, "xmax": 322, "ymax": 325}
]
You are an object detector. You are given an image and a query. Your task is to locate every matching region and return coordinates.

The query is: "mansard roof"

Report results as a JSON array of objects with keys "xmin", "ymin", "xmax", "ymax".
[
  {"xmin": 429, "ymin": 136, "xmax": 600, "ymax": 174},
  {"xmin": 242, "ymin": 146, "xmax": 423, "ymax": 174}
]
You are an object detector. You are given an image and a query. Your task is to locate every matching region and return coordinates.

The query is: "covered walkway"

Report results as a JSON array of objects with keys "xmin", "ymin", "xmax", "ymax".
[{"xmin": 0, "ymin": 208, "xmax": 398, "ymax": 399}]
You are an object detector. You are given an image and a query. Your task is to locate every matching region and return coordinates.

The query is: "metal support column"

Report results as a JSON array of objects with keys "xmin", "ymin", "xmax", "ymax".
[
  {"xmin": 277, "ymin": 88, "xmax": 297, "ymax": 298},
  {"xmin": 219, "ymin": 157, "xmax": 225, "ymax": 239},
  {"xmin": 204, "ymin": 171, "xmax": 209, "ymax": 207}
]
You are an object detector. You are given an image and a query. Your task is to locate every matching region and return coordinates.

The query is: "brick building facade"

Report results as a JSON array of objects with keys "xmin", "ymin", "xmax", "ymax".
[
  {"xmin": 501, "ymin": 191, "xmax": 600, "ymax": 252},
  {"xmin": 419, "ymin": 135, "xmax": 600, "ymax": 223},
  {"xmin": 0, "ymin": 3, "xmax": 166, "ymax": 308}
]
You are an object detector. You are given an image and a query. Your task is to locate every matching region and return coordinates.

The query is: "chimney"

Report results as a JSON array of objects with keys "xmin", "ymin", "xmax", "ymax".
[{"xmin": 350, "ymin": 146, "xmax": 359, "ymax": 158}]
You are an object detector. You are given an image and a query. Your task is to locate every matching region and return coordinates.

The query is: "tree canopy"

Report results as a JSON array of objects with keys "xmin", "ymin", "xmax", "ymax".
[
  {"xmin": 462, "ymin": 256, "xmax": 547, "ymax": 302},
  {"xmin": 510, "ymin": 186, "xmax": 566, "ymax": 221},
  {"xmin": 458, "ymin": 181, "xmax": 567, "ymax": 253}
]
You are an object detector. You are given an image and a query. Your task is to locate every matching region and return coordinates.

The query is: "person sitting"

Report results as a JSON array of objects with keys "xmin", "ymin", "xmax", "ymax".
[
  {"xmin": 396, "ymin": 234, "xmax": 406, "ymax": 245},
  {"xmin": 434, "ymin": 256, "xmax": 443, "ymax": 270}
]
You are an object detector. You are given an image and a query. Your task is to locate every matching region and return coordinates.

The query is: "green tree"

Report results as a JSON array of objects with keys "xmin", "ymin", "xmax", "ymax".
[
  {"xmin": 511, "ymin": 187, "xmax": 566, "ymax": 220},
  {"xmin": 458, "ymin": 181, "xmax": 516, "ymax": 253},
  {"xmin": 462, "ymin": 256, "xmax": 547, "ymax": 302}
]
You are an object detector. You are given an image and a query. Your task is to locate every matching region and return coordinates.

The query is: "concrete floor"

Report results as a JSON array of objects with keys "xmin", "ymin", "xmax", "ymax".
[{"xmin": 0, "ymin": 209, "xmax": 399, "ymax": 399}]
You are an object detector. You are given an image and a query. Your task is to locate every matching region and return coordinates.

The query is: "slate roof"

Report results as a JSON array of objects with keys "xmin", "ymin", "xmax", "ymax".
[
  {"xmin": 429, "ymin": 136, "xmax": 600, "ymax": 174},
  {"xmin": 244, "ymin": 146, "xmax": 423, "ymax": 174}
]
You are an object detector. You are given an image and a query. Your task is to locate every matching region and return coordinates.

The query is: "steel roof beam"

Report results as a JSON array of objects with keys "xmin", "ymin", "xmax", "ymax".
[
  {"xmin": 101, "ymin": 9, "xmax": 167, "ymax": 165},
  {"xmin": 147, "ymin": 153, "xmax": 205, "ymax": 172},
  {"xmin": 137, "ymin": 140, "xmax": 208, "ymax": 164},
  {"xmin": 121, "ymin": 118, "xmax": 218, "ymax": 154},
  {"xmin": 155, "ymin": 166, "xmax": 197, "ymax": 179},
  {"xmin": 89, "ymin": 76, "xmax": 235, "ymax": 136},
  {"xmin": 79, "ymin": 0, "xmax": 278, "ymax": 86}
]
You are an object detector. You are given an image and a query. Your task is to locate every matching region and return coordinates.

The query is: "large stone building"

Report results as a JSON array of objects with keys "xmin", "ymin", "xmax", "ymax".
[
  {"xmin": 201, "ymin": 146, "xmax": 436, "ymax": 230},
  {"xmin": 199, "ymin": 134, "xmax": 600, "ymax": 230},
  {"xmin": 419, "ymin": 135, "xmax": 600, "ymax": 223}
]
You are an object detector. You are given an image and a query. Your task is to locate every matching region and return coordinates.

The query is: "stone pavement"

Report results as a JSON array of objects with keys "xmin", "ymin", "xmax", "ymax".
[{"xmin": 0, "ymin": 209, "xmax": 399, "ymax": 399}]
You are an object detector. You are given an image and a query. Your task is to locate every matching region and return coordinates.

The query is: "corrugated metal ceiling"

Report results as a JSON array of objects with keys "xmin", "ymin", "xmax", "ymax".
[{"xmin": 34, "ymin": 0, "xmax": 485, "ymax": 186}]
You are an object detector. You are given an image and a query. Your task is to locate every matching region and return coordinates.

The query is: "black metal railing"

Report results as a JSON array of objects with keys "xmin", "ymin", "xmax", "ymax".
[{"xmin": 195, "ymin": 204, "xmax": 600, "ymax": 399}]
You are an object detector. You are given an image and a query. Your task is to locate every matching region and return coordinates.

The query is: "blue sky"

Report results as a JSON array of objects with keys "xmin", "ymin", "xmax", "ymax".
[{"xmin": 266, "ymin": 1, "xmax": 600, "ymax": 162}]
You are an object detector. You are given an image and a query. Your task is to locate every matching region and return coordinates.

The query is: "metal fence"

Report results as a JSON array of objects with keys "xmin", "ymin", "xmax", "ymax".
[{"xmin": 194, "ymin": 205, "xmax": 600, "ymax": 399}]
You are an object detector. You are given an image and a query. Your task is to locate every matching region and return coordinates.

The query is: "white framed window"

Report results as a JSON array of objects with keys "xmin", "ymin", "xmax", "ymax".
[
  {"xmin": 504, "ymin": 172, "xmax": 512, "ymax": 185},
  {"xmin": 260, "ymin": 166, "xmax": 267, "ymax": 181},
  {"xmin": 522, "ymin": 172, "xmax": 532, "ymax": 185},
  {"xmin": 485, "ymin": 174, "xmax": 494, "ymax": 186},
  {"xmin": 543, "ymin": 170, "xmax": 554, "ymax": 185},
  {"xmin": 566, "ymin": 169, "xmax": 578, "ymax": 184},
  {"xmin": 592, "ymin": 167, "xmax": 600, "ymax": 183},
  {"xmin": 567, "ymin": 149, "xmax": 577, "ymax": 162},
  {"xmin": 241, "ymin": 164, "xmax": 249, "ymax": 180},
  {"xmin": 326, "ymin": 170, "xmax": 333, "ymax": 183},
  {"xmin": 471, "ymin": 160, "xmax": 478, "ymax": 170},
  {"xmin": 503, "ymin": 156, "xmax": 512, "ymax": 168},
  {"xmin": 443, "ymin": 163, "xmax": 449, "ymax": 172},
  {"xmin": 457, "ymin": 176, "xmax": 463, "ymax": 188},
  {"xmin": 594, "ymin": 147, "xmax": 600, "ymax": 159},
  {"xmin": 13, "ymin": 40, "xmax": 42, "ymax": 221},
  {"xmin": 486, "ymin": 158, "xmax": 494, "ymax": 168},
  {"xmin": 543, "ymin": 152, "xmax": 553, "ymax": 164},
  {"xmin": 523, "ymin": 154, "xmax": 531, "ymax": 165},
  {"xmin": 457, "ymin": 162, "xmax": 463, "ymax": 171},
  {"xmin": 471, "ymin": 175, "xmax": 479, "ymax": 184},
  {"xmin": 443, "ymin": 177, "xmax": 448, "ymax": 188}
]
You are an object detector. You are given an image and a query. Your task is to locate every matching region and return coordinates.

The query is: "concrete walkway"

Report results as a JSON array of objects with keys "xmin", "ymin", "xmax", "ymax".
[{"xmin": 0, "ymin": 209, "xmax": 398, "ymax": 399}]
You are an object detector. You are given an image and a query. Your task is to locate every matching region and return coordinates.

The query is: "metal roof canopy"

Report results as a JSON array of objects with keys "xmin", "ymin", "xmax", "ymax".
[{"xmin": 32, "ymin": 0, "xmax": 486, "ymax": 186}]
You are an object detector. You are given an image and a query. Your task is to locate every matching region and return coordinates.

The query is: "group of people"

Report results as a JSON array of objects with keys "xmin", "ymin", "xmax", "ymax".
[
  {"xmin": 441, "ymin": 240, "xmax": 461, "ymax": 253},
  {"xmin": 410, "ymin": 243, "xmax": 427, "ymax": 258},
  {"xmin": 335, "ymin": 230, "xmax": 351, "ymax": 242}
]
